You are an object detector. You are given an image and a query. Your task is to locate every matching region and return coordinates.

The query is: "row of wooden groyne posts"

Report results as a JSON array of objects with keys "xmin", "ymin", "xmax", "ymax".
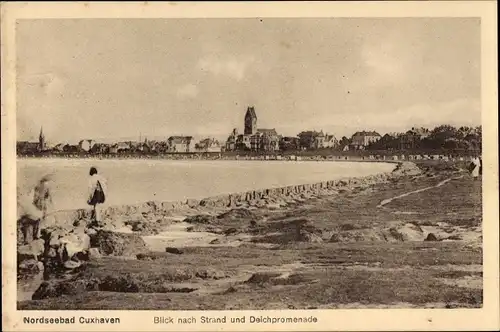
[{"xmin": 45, "ymin": 170, "xmax": 397, "ymax": 226}]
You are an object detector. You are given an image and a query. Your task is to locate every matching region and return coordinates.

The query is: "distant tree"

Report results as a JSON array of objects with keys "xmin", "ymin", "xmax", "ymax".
[
  {"xmin": 367, "ymin": 133, "xmax": 398, "ymax": 150},
  {"xmin": 338, "ymin": 136, "xmax": 351, "ymax": 148}
]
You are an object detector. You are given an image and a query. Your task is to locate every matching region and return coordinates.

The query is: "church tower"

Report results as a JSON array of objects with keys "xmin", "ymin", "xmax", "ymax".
[
  {"xmin": 244, "ymin": 106, "xmax": 257, "ymax": 135},
  {"xmin": 38, "ymin": 127, "xmax": 46, "ymax": 152}
]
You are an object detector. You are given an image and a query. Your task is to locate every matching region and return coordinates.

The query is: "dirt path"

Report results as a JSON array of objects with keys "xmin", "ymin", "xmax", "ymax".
[{"xmin": 377, "ymin": 175, "xmax": 463, "ymax": 208}]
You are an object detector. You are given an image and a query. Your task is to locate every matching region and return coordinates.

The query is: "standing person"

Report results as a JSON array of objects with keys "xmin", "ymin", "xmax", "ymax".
[
  {"xmin": 32, "ymin": 175, "xmax": 54, "ymax": 239},
  {"xmin": 87, "ymin": 167, "xmax": 107, "ymax": 226},
  {"xmin": 470, "ymin": 155, "xmax": 481, "ymax": 180},
  {"xmin": 17, "ymin": 189, "xmax": 43, "ymax": 245}
]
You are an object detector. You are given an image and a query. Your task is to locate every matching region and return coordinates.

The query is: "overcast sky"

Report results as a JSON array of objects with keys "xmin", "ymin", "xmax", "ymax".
[{"xmin": 16, "ymin": 18, "xmax": 480, "ymax": 144}]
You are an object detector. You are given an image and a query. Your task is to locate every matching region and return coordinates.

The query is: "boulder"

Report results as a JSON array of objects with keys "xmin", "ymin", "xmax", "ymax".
[
  {"xmin": 300, "ymin": 231, "xmax": 323, "ymax": 243},
  {"xmin": 392, "ymin": 162, "xmax": 422, "ymax": 176},
  {"xmin": 18, "ymin": 259, "xmax": 44, "ymax": 279},
  {"xmin": 425, "ymin": 233, "xmax": 439, "ymax": 241},
  {"xmin": 32, "ymin": 279, "xmax": 98, "ymax": 300},
  {"xmin": 165, "ymin": 247, "xmax": 183, "ymax": 255},
  {"xmin": 186, "ymin": 199, "xmax": 200, "ymax": 208},
  {"xmin": 195, "ymin": 268, "xmax": 226, "ymax": 280},
  {"xmin": 183, "ymin": 214, "xmax": 217, "ymax": 224},
  {"xmin": 18, "ymin": 239, "xmax": 45, "ymax": 261},
  {"xmin": 217, "ymin": 208, "xmax": 255, "ymax": 221},
  {"xmin": 388, "ymin": 223, "xmax": 425, "ymax": 242},
  {"xmin": 63, "ymin": 260, "xmax": 83, "ymax": 270},
  {"xmin": 89, "ymin": 230, "xmax": 148, "ymax": 257},
  {"xmin": 59, "ymin": 232, "xmax": 90, "ymax": 260},
  {"xmin": 88, "ymin": 247, "xmax": 102, "ymax": 260}
]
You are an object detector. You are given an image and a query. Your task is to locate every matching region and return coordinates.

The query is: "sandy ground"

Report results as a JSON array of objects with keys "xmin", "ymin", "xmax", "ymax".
[{"xmin": 17, "ymin": 162, "xmax": 482, "ymax": 310}]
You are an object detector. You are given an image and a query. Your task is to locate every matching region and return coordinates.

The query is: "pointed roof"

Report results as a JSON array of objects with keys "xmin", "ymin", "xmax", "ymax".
[{"xmin": 245, "ymin": 106, "xmax": 257, "ymax": 119}]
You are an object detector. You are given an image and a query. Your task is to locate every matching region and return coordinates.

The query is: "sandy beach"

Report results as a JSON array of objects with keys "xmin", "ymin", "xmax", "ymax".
[{"xmin": 16, "ymin": 160, "xmax": 482, "ymax": 310}]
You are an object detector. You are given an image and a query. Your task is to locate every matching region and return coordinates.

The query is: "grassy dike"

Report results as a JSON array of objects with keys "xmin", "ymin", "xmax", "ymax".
[{"xmin": 18, "ymin": 160, "xmax": 482, "ymax": 310}]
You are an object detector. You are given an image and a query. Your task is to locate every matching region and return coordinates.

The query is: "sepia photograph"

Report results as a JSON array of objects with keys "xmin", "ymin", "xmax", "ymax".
[{"xmin": 2, "ymin": 2, "xmax": 499, "ymax": 332}]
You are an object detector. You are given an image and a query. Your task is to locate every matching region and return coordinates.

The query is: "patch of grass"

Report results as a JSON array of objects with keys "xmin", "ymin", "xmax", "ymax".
[
  {"xmin": 435, "ymin": 271, "xmax": 482, "ymax": 279},
  {"xmin": 19, "ymin": 267, "xmax": 483, "ymax": 310}
]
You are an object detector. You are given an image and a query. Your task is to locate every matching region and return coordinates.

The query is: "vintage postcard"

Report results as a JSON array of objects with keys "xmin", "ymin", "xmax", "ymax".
[{"xmin": 2, "ymin": 1, "xmax": 499, "ymax": 331}]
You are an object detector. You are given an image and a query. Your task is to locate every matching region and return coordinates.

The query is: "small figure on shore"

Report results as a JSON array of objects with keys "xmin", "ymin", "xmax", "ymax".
[
  {"xmin": 87, "ymin": 167, "xmax": 107, "ymax": 226},
  {"xmin": 469, "ymin": 155, "xmax": 481, "ymax": 180},
  {"xmin": 31, "ymin": 175, "xmax": 54, "ymax": 239},
  {"xmin": 17, "ymin": 191, "xmax": 43, "ymax": 245},
  {"xmin": 17, "ymin": 175, "xmax": 53, "ymax": 245}
]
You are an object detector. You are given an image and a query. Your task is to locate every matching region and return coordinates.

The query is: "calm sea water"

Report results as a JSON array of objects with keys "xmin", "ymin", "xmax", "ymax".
[{"xmin": 17, "ymin": 159, "xmax": 395, "ymax": 211}]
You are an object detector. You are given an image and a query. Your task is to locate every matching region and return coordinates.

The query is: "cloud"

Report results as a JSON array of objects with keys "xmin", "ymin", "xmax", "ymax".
[
  {"xmin": 359, "ymin": 41, "xmax": 409, "ymax": 87},
  {"xmin": 20, "ymin": 72, "xmax": 65, "ymax": 97},
  {"xmin": 197, "ymin": 55, "xmax": 254, "ymax": 81},
  {"xmin": 176, "ymin": 83, "xmax": 199, "ymax": 99}
]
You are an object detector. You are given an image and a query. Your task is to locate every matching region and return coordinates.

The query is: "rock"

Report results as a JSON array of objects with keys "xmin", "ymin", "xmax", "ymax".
[
  {"xmin": 255, "ymin": 200, "xmax": 267, "ymax": 208},
  {"xmin": 392, "ymin": 162, "xmax": 422, "ymax": 176},
  {"xmin": 300, "ymin": 231, "xmax": 323, "ymax": 243},
  {"xmin": 217, "ymin": 208, "xmax": 255, "ymax": 221},
  {"xmin": 18, "ymin": 259, "xmax": 44, "ymax": 278},
  {"xmin": 32, "ymin": 279, "xmax": 98, "ymax": 300},
  {"xmin": 195, "ymin": 268, "xmax": 226, "ymax": 280},
  {"xmin": 63, "ymin": 260, "xmax": 83, "ymax": 270},
  {"xmin": 388, "ymin": 223, "xmax": 425, "ymax": 242},
  {"xmin": 183, "ymin": 214, "xmax": 217, "ymax": 224},
  {"xmin": 209, "ymin": 239, "xmax": 221, "ymax": 245},
  {"xmin": 89, "ymin": 230, "xmax": 148, "ymax": 257},
  {"xmin": 186, "ymin": 199, "xmax": 200, "ymax": 208},
  {"xmin": 266, "ymin": 203, "xmax": 282, "ymax": 210},
  {"xmin": 425, "ymin": 233, "xmax": 439, "ymax": 241},
  {"xmin": 165, "ymin": 247, "xmax": 183, "ymax": 255},
  {"xmin": 59, "ymin": 233, "xmax": 90, "ymax": 260},
  {"xmin": 18, "ymin": 239, "xmax": 45, "ymax": 261},
  {"xmin": 245, "ymin": 272, "xmax": 282, "ymax": 285},
  {"xmin": 88, "ymin": 248, "xmax": 102, "ymax": 260},
  {"xmin": 85, "ymin": 228, "xmax": 97, "ymax": 236},
  {"xmin": 223, "ymin": 228, "xmax": 238, "ymax": 236}
]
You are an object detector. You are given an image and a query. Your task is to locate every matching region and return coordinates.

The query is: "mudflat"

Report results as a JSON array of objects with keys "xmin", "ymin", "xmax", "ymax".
[{"xmin": 17, "ymin": 161, "xmax": 482, "ymax": 310}]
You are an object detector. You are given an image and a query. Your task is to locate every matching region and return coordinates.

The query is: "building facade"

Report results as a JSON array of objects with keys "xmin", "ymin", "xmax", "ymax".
[
  {"xmin": 350, "ymin": 131, "xmax": 381, "ymax": 150},
  {"xmin": 167, "ymin": 136, "xmax": 193, "ymax": 153},
  {"xmin": 226, "ymin": 107, "xmax": 280, "ymax": 152},
  {"xmin": 195, "ymin": 138, "xmax": 222, "ymax": 153}
]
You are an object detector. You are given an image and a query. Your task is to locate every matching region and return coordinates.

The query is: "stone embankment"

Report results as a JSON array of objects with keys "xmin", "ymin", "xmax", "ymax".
[
  {"xmin": 17, "ymin": 162, "xmax": 421, "ymax": 283},
  {"xmin": 46, "ymin": 162, "xmax": 415, "ymax": 227}
]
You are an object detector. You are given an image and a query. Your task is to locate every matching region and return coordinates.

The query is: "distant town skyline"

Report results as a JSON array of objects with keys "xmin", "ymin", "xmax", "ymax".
[{"xmin": 17, "ymin": 18, "xmax": 481, "ymax": 143}]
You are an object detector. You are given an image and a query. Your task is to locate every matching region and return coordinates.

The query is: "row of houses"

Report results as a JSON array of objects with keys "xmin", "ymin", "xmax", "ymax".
[
  {"xmin": 18, "ymin": 132, "xmax": 223, "ymax": 155},
  {"xmin": 77, "ymin": 136, "xmax": 222, "ymax": 154},
  {"xmin": 19, "ymin": 109, "xmax": 458, "ymax": 156}
]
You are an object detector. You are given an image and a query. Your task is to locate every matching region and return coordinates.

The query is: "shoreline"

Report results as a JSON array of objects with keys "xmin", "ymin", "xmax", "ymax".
[
  {"xmin": 17, "ymin": 160, "xmax": 482, "ymax": 310},
  {"xmin": 40, "ymin": 162, "xmax": 402, "ymax": 227},
  {"xmin": 17, "ymin": 152, "xmax": 473, "ymax": 162}
]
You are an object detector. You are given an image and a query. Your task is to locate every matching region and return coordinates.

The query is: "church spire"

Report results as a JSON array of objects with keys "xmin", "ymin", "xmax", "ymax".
[{"xmin": 38, "ymin": 126, "xmax": 46, "ymax": 152}]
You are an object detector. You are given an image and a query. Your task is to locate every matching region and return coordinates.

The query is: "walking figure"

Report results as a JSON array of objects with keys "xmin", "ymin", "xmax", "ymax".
[{"xmin": 87, "ymin": 167, "xmax": 107, "ymax": 226}]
